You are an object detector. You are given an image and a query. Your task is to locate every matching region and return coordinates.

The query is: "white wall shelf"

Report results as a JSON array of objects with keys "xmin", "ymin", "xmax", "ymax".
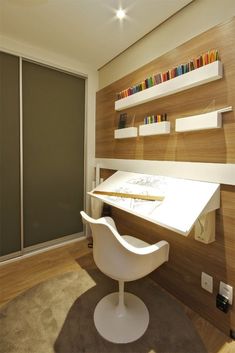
[
  {"xmin": 114, "ymin": 127, "xmax": 137, "ymax": 139},
  {"xmin": 115, "ymin": 61, "xmax": 223, "ymax": 111},
  {"xmin": 139, "ymin": 121, "xmax": 170, "ymax": 136},
  {"xmin": 176, "ymin": 111, "xmax": 221, "ymax": 132},
  {"xmin": 175, "ymin": 106, "xmax": 232, "ymax": 132}
]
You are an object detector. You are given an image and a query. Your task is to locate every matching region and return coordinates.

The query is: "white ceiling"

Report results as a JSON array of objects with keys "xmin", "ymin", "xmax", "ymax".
[{"xmin": 0, "ymin": 0, "xmax": 193, "ymax": 69}]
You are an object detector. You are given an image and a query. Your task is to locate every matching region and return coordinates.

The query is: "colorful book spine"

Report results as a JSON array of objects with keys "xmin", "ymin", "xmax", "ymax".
[{"xmin": 144, "ymin": 114, "xmax": 167, "ymax": 124}]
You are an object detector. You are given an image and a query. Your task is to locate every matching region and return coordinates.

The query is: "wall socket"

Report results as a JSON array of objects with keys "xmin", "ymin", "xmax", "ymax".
[
  {"xmin": 219, "ymin": 281, "xmax": 233, "ymax": 305},
  {"xmin": 201, "ymin": 272, "xmax": 213, "ymax": 293}
]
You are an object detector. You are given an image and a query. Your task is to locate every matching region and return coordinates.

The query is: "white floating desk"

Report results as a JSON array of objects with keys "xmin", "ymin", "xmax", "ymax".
[{"xmin": 89, "ymin": 171, "xmax": 220, "ymax": 236}]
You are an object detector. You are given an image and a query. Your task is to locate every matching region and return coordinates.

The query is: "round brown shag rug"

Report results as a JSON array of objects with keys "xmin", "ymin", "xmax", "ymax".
[{"xmin": 0, "ymin": 267, "xmax": 207, "ymax": 353}]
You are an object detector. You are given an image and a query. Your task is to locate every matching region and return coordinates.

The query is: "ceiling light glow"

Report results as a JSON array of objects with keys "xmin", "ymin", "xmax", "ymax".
[{"xmin": 116, "ymin": 8, "xmax": 126, "ymax": 20}]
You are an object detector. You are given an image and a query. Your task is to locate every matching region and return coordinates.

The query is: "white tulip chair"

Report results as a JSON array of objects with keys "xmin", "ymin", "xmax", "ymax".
[{"xmin": 80, "ymin": 211, "xmax": 169, "ymax": 344}]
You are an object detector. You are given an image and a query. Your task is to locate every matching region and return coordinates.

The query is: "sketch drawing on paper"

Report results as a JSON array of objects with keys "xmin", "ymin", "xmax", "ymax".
[{"xmin": 103, "ymin": 174, "xmax": 167, "ymax": 215}]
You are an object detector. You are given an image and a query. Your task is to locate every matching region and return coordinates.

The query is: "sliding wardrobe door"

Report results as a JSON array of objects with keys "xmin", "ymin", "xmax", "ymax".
[
  {"xmin": 22, "ymin": 61, "xmax": 85, "ymax": 247},
  {"xmin": 0, "ymin": 52, "xmax": 21, "ymax": 256}
]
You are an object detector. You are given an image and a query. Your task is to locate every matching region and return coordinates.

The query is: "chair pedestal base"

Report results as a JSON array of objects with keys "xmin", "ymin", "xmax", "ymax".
[{"xmin": 94, "ymin": 292, "xmax": 149, "ymax": 343}]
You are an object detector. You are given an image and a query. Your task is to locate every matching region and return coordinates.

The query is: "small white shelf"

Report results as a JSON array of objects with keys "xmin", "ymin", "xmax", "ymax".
[
  {"xmin": 176, "ymin": 111, "xmax": 221, "ymax": 132},
  {"xmin": 175, "ymin": 106, "xmax": 232, "ymax": 132},
  {"xmin": 114, "ymin": 127, "xmax": 138, "ymax": 139},
  {"xmin": 115, "ymin": 61, "xmax": 223, "ymax": 111},
  {"xmin": 139, "ymin": 121, "xmax": 170, "ymax": 136}
]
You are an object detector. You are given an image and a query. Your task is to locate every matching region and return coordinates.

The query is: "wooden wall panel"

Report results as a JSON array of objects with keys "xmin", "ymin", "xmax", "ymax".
[
  {"xmin": 96, "ymin": 18, "xmax": 235, "ymax": 336},
  {"xmin": 96, "ymin": 17, "xmax": 235, "ymax": 163}
]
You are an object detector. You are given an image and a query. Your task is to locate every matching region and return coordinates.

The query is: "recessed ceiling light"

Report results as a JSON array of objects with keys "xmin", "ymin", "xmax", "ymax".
[{"xmin": 116, "ymin": 8, "xmax": 126, "ymax": 20}]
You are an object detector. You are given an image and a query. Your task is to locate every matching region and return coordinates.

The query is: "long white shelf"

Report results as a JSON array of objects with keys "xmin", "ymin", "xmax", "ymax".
[
  {"xmin": 115, "ymin": 61, "xmax": 223, "ymax": 111},
  {"xmin": 139, "ymin": 121, "xmax": 170, "ymax": 136},
  {"xmin": 95, "ymin": 158, "xmax": 235, "ymax": 186}
]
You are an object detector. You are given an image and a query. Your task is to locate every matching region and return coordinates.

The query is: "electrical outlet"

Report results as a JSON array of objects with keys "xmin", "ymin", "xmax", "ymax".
[
  {"xmin": 201, "ymin": 272, "xmax": 213, "ymax": 293},
  {"xmin": 219, "ymin": 281, "xmax": 233, "ymax": 305}
]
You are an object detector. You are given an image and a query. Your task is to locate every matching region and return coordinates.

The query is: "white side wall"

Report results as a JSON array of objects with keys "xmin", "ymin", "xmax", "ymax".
[
  {"xmin": 99, "ymin": 0, "xmax": 235, "ymax": 89},
  {"xmin": 0, "ymin": 35, "xmax": 98, "ymax": 214}
]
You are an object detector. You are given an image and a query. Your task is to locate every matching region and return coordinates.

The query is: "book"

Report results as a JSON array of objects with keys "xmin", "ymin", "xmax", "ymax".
[{"xmin": 118, "ymin": 113, "xmax": 127, "ymax": 129}]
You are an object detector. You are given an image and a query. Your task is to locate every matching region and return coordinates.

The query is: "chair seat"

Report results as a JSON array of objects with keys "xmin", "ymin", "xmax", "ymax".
[{"xmin": 122, "ymin": 235, "xmax": 150, "ymax": 248}]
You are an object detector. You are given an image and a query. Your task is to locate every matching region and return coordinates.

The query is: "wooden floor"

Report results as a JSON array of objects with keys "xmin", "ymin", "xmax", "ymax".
[{"xmin": 0, "ymin": 238, "xmax": 234, "ymax": 353}]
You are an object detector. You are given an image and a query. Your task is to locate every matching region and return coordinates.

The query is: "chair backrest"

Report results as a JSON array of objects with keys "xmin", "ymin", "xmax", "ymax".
[{"xmin": 80, "ymin": 211, "xmax": 169, "ymax": 282}]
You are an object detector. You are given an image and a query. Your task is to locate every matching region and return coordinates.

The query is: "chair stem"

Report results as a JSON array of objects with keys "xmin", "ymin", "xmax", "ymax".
[{"xmin": 116, "ymin": 280, "xmax": 126, "ymax": 317}]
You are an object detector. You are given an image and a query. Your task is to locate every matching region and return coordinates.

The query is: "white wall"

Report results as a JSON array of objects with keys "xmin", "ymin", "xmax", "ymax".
[
  {"xmin": 0, "ymin": 35, "xmax": 98, "ymax": 214},
  {"xmin": 99, "ymin": 0, "xmax": 235, "ymax": 89}
]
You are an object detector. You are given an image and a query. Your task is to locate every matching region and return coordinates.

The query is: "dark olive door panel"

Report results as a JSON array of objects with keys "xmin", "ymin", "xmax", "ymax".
[
  {"xmin": 22, "ymin": 61, "xmax": 85, "ymax": 247},
  {"xmin": 0, "ymin": 52, "xmax": 21, "ymax": 256}
]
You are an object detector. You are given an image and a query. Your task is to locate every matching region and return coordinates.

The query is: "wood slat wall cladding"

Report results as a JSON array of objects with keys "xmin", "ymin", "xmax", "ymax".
[
  {"xmin": 96, "ymin": 17, "xmax": 235, "ymax": 163},
  {"xmin": 97, "ymin": 18, "xmax": 235, "ymax": 336}
]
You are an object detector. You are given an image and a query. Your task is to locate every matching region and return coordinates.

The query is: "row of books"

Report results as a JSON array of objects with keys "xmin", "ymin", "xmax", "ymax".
[
  {"xmin": 144, "ymin": 114, "xmax": 167, "ymax": 125},
  {"xmin": 117, "ymin": 49, "xmax": 219, "ymax": 100}
]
